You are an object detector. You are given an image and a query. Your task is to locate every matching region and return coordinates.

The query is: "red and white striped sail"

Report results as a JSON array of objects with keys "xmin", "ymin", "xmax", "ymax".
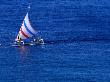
[{"xmin": 15, "ymin": 13, "xmax": 36, "ymax": 41}]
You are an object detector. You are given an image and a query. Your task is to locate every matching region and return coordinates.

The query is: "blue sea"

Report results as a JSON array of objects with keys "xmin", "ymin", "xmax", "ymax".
[{"xmin": 0, "ymin": 0, "xmax": 110, "ymax": 82}]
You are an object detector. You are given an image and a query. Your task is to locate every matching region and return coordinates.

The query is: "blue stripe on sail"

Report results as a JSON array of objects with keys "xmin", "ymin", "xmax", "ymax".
[{"xmin": 23, "ymin": 20, "xmax": 35, "ymax": 36}]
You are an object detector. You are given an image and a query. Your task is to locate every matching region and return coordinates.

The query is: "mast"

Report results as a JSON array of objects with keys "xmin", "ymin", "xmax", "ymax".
[
  {"xmin": 15, "ymin": 4, "xmax": 36, "ymax": 41},
  {"xmin": 27, "ymin": 3, "xmax": 31, "ymax": 14}
]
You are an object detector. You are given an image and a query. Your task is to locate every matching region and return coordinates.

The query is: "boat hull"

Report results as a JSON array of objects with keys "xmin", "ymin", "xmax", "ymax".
[
  {"xmin": 12, "ymin": 41, "xmax": 44, "ymax": 47},
  {"xmin": 12, "ymin": 38, "xmax": 44, "ymax": 47}
]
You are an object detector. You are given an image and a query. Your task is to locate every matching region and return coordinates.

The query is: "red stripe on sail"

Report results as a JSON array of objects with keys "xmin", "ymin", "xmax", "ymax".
[{"xmin": 20, "ymin": 28, "xmax": 29, "ymax": 38}]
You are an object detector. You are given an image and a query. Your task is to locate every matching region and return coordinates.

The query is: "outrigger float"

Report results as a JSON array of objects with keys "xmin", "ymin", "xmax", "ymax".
[{"xmin": 12, "ymin": 6, "xmax": 44, "ymax": 46}]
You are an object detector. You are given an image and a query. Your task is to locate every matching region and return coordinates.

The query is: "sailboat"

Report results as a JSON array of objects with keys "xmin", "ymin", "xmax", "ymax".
[{"xmin": 13, "ymin": 7, "xmax": 44, "ymax": 46}]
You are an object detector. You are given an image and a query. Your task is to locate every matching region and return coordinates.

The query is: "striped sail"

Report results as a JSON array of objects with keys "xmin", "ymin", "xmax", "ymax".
[{"xmin": 15, "ymin": 13, "xmax": 36, "ymax": 41}]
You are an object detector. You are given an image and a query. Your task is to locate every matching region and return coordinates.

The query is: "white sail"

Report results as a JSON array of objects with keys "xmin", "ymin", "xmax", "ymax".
[{"xmin": 15, "ymin": 13, "xmax": 36, "ymax": 41}]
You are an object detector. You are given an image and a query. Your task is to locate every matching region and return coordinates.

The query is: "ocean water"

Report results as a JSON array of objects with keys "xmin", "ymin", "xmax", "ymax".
[{"xmin": 0, "ymin": 0, "xmax": 110, "ymax": 82}]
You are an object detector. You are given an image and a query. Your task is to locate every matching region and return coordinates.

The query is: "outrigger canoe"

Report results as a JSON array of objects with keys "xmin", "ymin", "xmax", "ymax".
[{"xmin": 13, "ymin": 5, "xmax": 44, "ymax": 46}]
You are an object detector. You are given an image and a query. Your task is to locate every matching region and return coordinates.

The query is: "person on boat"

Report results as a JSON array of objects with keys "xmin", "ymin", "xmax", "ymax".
[
  {"xmin": 15, "ymin": 33, "xmax": 21, "ymax": 42},
  {"xmin": 32, "ymin": 37, "xmax": 44, "ymax": 44},
  {"xmin": 14, "ymin": 33, "xmax": 22, "ymax": 45}
]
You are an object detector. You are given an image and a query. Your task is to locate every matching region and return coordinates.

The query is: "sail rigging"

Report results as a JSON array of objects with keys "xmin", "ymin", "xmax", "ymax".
[{"xmin": 15, "ymin": 13, "xmax": 36, "ymax": 41}]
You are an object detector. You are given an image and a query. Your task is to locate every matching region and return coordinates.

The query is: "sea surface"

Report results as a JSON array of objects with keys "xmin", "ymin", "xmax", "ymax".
[{"xmin": 0, "ymin": 0, "xmax": 110, "ymax": 82}]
